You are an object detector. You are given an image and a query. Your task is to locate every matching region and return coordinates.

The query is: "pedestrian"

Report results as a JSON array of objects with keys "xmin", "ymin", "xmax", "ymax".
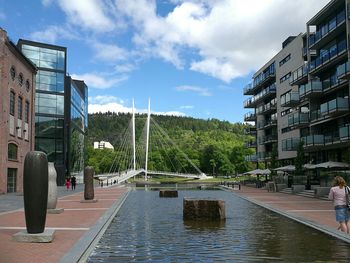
[
  {"xmin": 65, "ymin": 177, "xmax": 71, "ymax": 190},
  {"xmin": 71, "ymin": 175, "xmax": 76, "ymax": 190},
  {"xmin": 328, "ymin": 176, "xmax": 350, "ymax": 233}
]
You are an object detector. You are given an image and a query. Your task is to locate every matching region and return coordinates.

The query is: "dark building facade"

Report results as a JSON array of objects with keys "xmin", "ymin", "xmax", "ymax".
[{"xmin": 17, "ymin": 39, "xmax": 88, "ymax": 185}]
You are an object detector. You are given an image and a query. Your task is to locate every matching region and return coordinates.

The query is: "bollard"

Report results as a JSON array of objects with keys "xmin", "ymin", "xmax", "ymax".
[
  {"xmin": 23, "ymin": 151, "xmax": 48, "ymax": 234},
  {"xmin": 84, "ymin": 166, "xmax": 95, "ymax": 201}
]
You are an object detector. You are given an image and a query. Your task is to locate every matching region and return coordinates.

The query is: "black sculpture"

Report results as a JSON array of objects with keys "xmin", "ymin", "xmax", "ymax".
[{"xmin": 23, "ymin": 151, "xmax": 48, "ymax": 234}]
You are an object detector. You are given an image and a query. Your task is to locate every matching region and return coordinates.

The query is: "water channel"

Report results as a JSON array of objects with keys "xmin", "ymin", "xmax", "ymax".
[{"xmin": 88, "ymin": 187, "xmax": 350, "ymax": 262}]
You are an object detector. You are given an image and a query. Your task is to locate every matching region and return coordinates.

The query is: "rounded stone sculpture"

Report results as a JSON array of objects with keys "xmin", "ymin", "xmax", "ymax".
[
  {"xmin": 84, "ymin": 166, "xmax": 95, "ymax": 200},
  {"xmin": 47, "ymin": 162, "xmax": 58, "ymax": 209},
  {"xmin": 23, "ymin": 151, "xmax": 48, "ymax": 234}
]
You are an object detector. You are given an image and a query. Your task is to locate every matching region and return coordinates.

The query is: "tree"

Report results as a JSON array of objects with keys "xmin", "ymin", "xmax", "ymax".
[
  {"xmin": 295, "ymin": 140, "xmax": 305, "ymax": 175},
  {"xmin": 270, "ymin": 143, "xmax": 278, "ymax": 180}
]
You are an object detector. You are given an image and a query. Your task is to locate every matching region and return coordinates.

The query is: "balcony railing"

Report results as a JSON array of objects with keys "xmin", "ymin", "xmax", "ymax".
[
  {"xmin": 244, "ymin": 112, "xmax": 256, "ymax": 121},
  {"xmin": 337, "ymin": 61, "xmax": 350, "ymax": 80},
  {"xmin": 288, "ymin": 112, "xmax": 309, "ymax": 128},
  {"xmin": 324, "ymin": 131, "xmax": 340, "ymax": 145},
  {"xmin": 309, "ymin": 39, "xmax": 347, "ymax": 72},
  {"xmin": 290, "ymin": 64, "xmax": 308, "ymax": 85},
  {"xmin": 302, "ymin": 135, "xmax": 324, "ymax": 147},
  {"xmin": 243, "ymin": 83, "xmax": 254, "ymax": 95},
  {"xmin": 340, "ymin": 126, "xmax": 350, "ymax": 141},
  {"xmin": 320, "ymin": 97, "xmax": 349, "ymax": 116},
  {"xmin": 256, "ymin": 99, "xmax": 277, "ymax": 115},
  {"xmin": 299, "ymin": 80, "xmax": 322, "ymax": 99},
  {"xmin": 245, "ymin": 154, "xmax": 258, "ymax": 162},
  {"xmin": 253, "ymin": 70, "xmax": 275, "ymax": 89},
  {"xmin": 308, "ymin": 10, "xmax": 345, "ymax": 47},
  {"xmin": 244, "ymin": 127, "xmax": 257, "ymax": 135},
  {"xmin": 244, "ymin": 83, "xmax": 276, "ymax": 108},
  {"xmin": 245, "ymin": 141, "xmax": 257, "ymax": 148},
  {"xmin": 281, "ymin": 91, "xmax": 300, "ymax": 107},
  {"xmin": 282, "ymin": 138, "xmax": 300, "ymax": 151}
]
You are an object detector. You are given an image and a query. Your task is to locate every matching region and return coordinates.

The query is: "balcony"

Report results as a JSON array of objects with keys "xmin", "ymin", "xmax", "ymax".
[
  {"xmin": 299, "ymin": 80, "xmax": 322, "ymax": 99},
  {"xmin": 243, "ymin": 83, "xmax": 276, "ymax": 108},
  {"xmin": 302, "ymin": 135, "xmax": 324, "ymax": 148},
  {"xmin": 308, "ymin": 10, "xmax": 346, "ymax": 50},
  {"xmin": 245, "ymin": 154, "xmax": 258, "ymax": 162},
  {"xmin": 282, "ymin": 138, "xmax": 300, "ymax": 151},
  {"xmin": 244, "ymin": 127, "xmax": 257, "ymax": 135},
  {"xmin": 309, "ymin": 39, "xmax": 347, "ymax": 74},
  {"xmin": 243, "ymin": 83, "xmax": 254, "ymax": 95},
  {"xmin": 337, "ymin": 61, "xmax": 350, "ymax": 80},
  {"xmin": 281, "ymin": 91, "xmax": 300, "ymax": 108},
  {"xmin": 261, "ymin": 135, "xmax": 277, "ymax": 144},
  {"xmin": 324, "ymin": 131, "xmax": 340, "ymax": 146},
  {"xmin": 253, "ymin": 70, "xmax": 276, "ymax": 90},
  {"xmin": 340, "ymin": 126, "xmax": 350, "ymax": 141},
  {"xmin": 290, "ymin": 64, "xmax": 308, "ymax": 86},
  {"xmin": 244, "ymin": 112, "xmax": 256, "ymax": 122},
  {"xmin": 288, "ymin": 112, "xmax": 309, "ymax": 128},
  {"xmin": 245, "ymin": 141, "xmax": 257, "ymax": 148},
  {"xmin": 256, "ymin": 99, "xmax": 277, "ymax": 115},
  {"xmin": 320, "ymin": 97, "xmax": 349, "ymax": 116}
]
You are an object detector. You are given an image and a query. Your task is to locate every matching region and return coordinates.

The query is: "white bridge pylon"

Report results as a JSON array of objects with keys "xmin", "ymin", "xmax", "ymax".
[{"xmin": 96, "ymin": 98, "xmax": 209, "ymax": 185}]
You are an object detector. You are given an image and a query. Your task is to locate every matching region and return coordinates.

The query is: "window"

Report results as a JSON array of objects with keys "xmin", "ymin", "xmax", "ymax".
[
  {"xmin": 281, "ymin": 108, "xmax": 292, "ymax": 117},
  {"xmin": 10, "ymin": 91, "xmax": 15, "ymax": 116},
  {"xmin": 25, "ymin": 80, "xmax": 30, "ymax": 92},
  {"xmin": 24, "ymin": 101, "xmax": 30, "ymax": 123},
  {"xmin": 7, "ymin": 168, "xmax": 17, "ymax": 193},
  {"xmin": 280, "ymin": 72, "xmax": 291, "ymax": 83},
  {"xmin": 279, "ymin": 54, "xmax": 291, "ymax": 67},
  {"xmin": 10, "ymin": 66, "xmax": 16, "ymax": 80},
  {"xmin": 18, "ymin": 73, "xmax": 24, "ymax": 86},
  {"xmin": 8, "ymin": 143, "xmax": 18, "ymax": 160},
  {"xmin": 18, "ymin": 97, "xmax": 23, "ymax": 120}
]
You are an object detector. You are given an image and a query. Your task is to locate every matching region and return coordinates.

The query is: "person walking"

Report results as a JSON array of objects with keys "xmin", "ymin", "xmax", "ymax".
[
  {"xmin": 71, "ymin": 175, "xmax": 76, "ymax": 190},
  {"xmin": 328, "ymin": 176, "xmax": 350, "ymax": 233},
  {"xmin": 65, "ymin": 177, "xmax": 71, "ymax": 190}
]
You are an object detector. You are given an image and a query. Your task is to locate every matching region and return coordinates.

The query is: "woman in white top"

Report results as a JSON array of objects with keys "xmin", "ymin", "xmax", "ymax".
[{"xmin": 328, "ymin": 176, "xmax": 350, "ymax": 233}]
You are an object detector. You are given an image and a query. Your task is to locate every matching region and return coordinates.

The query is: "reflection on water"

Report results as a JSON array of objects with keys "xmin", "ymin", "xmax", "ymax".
[{"xmin": 88, "ymin": 189, "xmax": 350, "ymax": 262}]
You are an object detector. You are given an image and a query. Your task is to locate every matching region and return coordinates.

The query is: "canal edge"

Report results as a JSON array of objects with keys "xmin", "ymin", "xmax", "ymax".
[
  {"xmin": 220, "ymin": 187, "xmax": 350, "ymax": 244},
  {"xmin": 59, "ymin": 187, "xmax": 131, "ymax": 263}
]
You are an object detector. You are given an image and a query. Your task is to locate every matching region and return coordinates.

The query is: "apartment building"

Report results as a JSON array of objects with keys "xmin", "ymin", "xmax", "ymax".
[
  {"xmin": 0, "ymin": 28, "xmax": 36, "ymax": 193},
  {"xmin": 244, "ymin": 35, "xmax": 305, "ymax": 166},
  {"xmin": 244, "ymin": 0, "xmax": 350, "ymax": 167}
]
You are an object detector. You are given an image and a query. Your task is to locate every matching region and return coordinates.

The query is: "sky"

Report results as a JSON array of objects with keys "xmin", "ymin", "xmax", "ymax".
[{"xmin": 0, "ymin": 0, "xmax": 330, "ymax": 123}]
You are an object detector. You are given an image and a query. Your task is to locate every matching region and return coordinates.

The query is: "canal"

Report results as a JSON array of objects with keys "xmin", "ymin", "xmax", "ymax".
[{"xmin": 88, "ymin": 188, "xmax": 350, "ymax": 262}]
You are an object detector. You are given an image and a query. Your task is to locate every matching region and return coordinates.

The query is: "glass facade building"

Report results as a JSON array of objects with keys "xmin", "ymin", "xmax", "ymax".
[{"xmin": 17, "ymin": 39, "xmax": 88, "ymax": 185}]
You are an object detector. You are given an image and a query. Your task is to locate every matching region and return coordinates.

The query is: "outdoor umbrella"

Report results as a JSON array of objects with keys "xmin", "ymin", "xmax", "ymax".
[
  {"xmin": 244, "ymin": 169, "xmax": 265, "ymax": 175},
  {"xmin": 274, "ymin": 165, "xmax": 295, "ymax": 172},
  {"xmin": 313, "ymin": 161, "xmax": 350, "ymax": 169},
  {"xmin": 303, "ymin": 163, "xmax": 316, "ymax": 170}
]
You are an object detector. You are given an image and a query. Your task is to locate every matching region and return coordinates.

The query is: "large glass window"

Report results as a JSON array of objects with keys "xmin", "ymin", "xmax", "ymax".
[
  {"xmin": 22, "ymin": 45, "xmax": 65, "ymax": 71},
  {"xmin": 70, "ymin": 128, "xmax": 84, "ymax": 174},
  {"xmin": 8, "ymin": 143, "xmax": 18, "ymax": 160},
  {"xmin": 7, "ymin": 168, "xmax": 17, "ymax": 193},
  {"xmin": 35, "ymin": 137, "xmax": 64, "ymax": 164},
  {"xmin": 35, "ymin": 116, "xmax": 64, "ymax": 138},
  {"xmin": 35, "ymin": 93, "xmax": 64, "ymax": 115},
  {"xmin": 10, "ymin": 91, "xmax": 15, "ymax": 116},
  {"xmin": 18, "ymin": 96, "xmax": 23, "ymax": 120},
  {"xmin": 36, "ymin": 70, "xmax": 64, "ymax": 93}
]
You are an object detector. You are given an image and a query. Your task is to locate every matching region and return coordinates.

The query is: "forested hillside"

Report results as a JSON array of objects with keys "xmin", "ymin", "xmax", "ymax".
[{"xmin": 86, "ymin": 112, "xmax": 255, "ymax": 176}]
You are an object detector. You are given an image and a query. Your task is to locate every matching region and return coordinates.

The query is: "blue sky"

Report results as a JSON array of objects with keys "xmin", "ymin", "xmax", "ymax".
[{"xmin": 0, "ymin": 0, "xmax": 330, "ymax": 123}]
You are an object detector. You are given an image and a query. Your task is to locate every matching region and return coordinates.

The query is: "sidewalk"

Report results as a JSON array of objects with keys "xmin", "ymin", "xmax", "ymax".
[
  {"xmin": 0, "ymin": 185, "xmax": 129, "ymax": 263},
  {"xmin": 225, "ymin": 185, "xmax": 350, "ymax": 243}
]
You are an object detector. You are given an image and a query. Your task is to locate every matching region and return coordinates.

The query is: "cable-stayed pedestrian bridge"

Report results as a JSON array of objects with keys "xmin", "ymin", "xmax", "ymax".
[{"xmin": 95, "ymin": 99, "xmax": 210, "ymax": 185}]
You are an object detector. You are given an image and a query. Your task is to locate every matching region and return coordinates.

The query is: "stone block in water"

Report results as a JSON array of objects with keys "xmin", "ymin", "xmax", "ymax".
[
  {"xmin": 159, "ymin": 190, "xmax": 178, "ymax": 198},
  {"xmin": 183, "ymin": 198, "xmax": 225, "ymax": 221}
]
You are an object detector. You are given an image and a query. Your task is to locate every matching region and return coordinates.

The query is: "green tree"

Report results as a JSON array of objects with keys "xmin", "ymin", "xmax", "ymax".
[{"xmin": 295, "ymin": 140, "xmax": 305, "ymax": 175}]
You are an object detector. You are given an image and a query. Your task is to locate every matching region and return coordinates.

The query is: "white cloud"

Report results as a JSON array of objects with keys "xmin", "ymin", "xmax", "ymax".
[
  {"xmin": 115, "ymin": 0, "xmax": 330, "ymax": 82},
  {"xmin": 92, "ymin": 42, "xmax": 129, "ymax": 62},
  {"xmin": 114, "ymin": 63, "xmax": 137, "ymax": 73},
  {"xmin": 30, "ymin": 25, "xmax": 78, "ymax": 44},
  {"xmin": 57, "ymin": 0, "xmax": 115, "ymax": 32},
  {"xmin": 176, "ymin": 85, "xmax": 211, "ymax": 96},
  {"xmin": 88, "ymin": 95, "xmax": 185, "ymax": 116},
  {"xmin": 72, "ymin": 73, "xmax": 128, "ymax": 89}
]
